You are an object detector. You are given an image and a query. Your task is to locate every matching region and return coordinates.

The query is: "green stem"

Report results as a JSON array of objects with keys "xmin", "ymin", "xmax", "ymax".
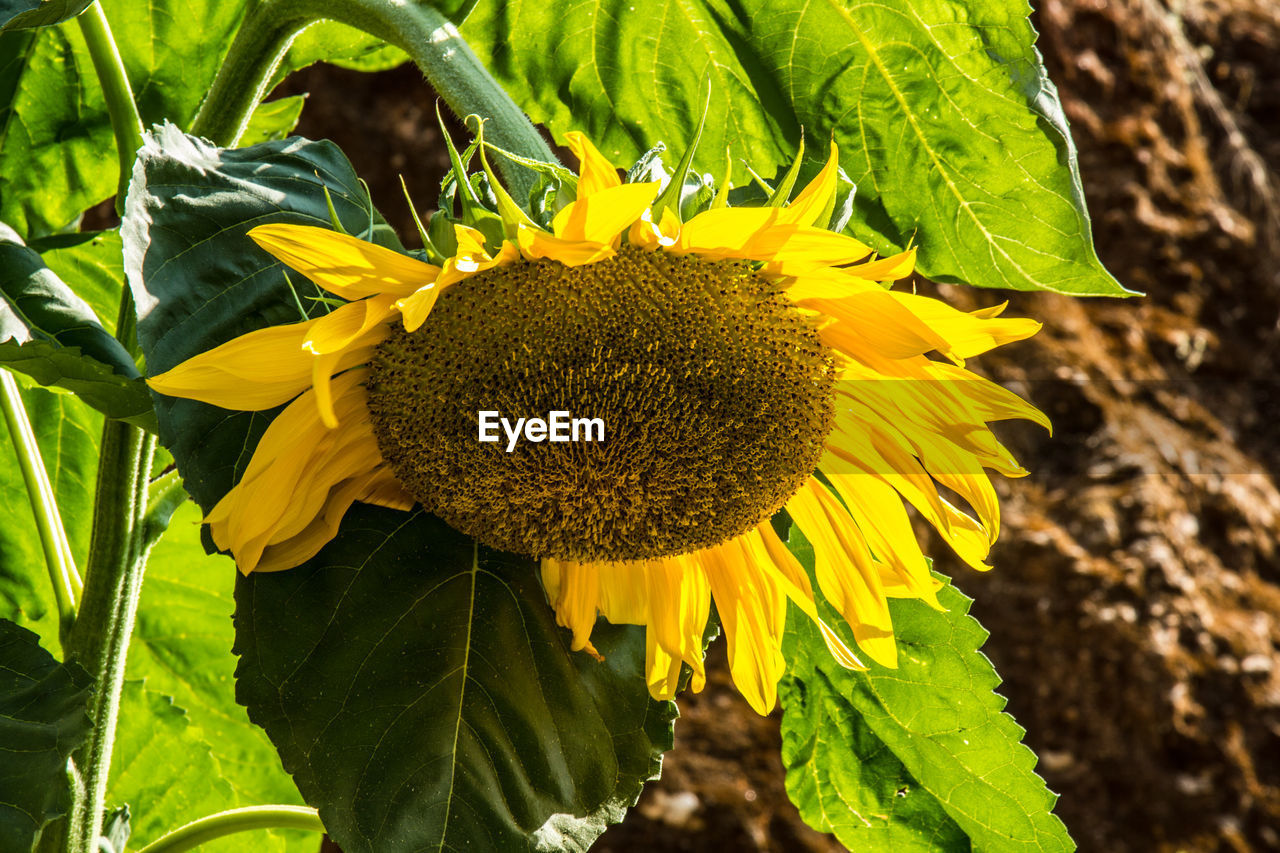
[
  {"xmin": 63, "ymin": 424, "xmax": 155, "ymax": 853},
  {"xmin": 0, "ymin": 371, "xmax": 80, "ymax": 644},
  {"xmin": 76, "ymin": 1, "xmax": 145, "ymax": 215},
  {"xmin": 136, "ymin": 806, "xmax": 325, "ymax": 853},
  {"xmin": 190, "ymin": 0, "xmax": 558, "ymax": 198}
]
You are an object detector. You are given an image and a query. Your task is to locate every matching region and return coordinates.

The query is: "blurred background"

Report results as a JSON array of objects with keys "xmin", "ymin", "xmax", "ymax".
[{"xmin": 281, "ymin": 0, "xmax": 1280, "ymax": 849}]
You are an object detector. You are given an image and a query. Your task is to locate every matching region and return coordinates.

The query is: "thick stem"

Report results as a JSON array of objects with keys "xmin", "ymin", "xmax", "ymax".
[
  {"xmin": 190, "ymin": 0, "xmax": 558, "ymax": 198},
  {"xmin": 135, "ymin": 806, "xmax": 325, "ymax": 853},
  {"xmin": 46, "ymin": 5, "xmax": 155, "ymax": 853},
  {"xmin": 63, "ymin": 424, "xmax": 155, "ymax": 853},
  {"xmin": 76, "ymin": 2, "xmax": 144, "ymax": 214},
  {"xmin": 0, "ymin": 371, "xmax": 80, "ymax": 644}
]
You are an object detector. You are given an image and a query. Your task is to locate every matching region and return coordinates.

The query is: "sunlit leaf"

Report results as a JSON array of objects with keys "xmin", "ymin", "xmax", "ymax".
[
  {"xmin": 781, "ymin": 529, "xmax": 1072, "ymax": 851},
  {"xmin": 462, "ymin": 0, "xmax": 1130, "ymax": 296}
]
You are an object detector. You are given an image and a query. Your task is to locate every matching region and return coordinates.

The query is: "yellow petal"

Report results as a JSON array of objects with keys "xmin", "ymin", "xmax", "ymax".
[
  {"xmin": 746, "ymin": 524, "xmax": 864, "ymax": 670},
  {"xmin": 627, "ymin": 206, "xmax": 681, "ymax": 249},
  {"xmin": 644, "ymin": 555, "xmax": 711, "ymax": 688},
  {"xmin": 356, "ymin": 465, "xmax": 417, "ymax": 511},
  {"xmin": 206, "ymin": 370, "xmax": 380, "ymax": 574},
  {"xmin": 820, "ymin": 456, "xmax": 942, "ymax": 609},
  {"xmin": 812, "ymin": 290, "xmax": 951, "ymax": 361},
  {"xmin": 249, "ymin": 224, "xmax": 439, "ymax": 300},
  {"xmin": 674, "ymin": 207, "xmax": 780, "ymax": 258},
  {"xmin": 539, "ymin": 558, "xmax": 600, "ymax": 652},
  {"xmin": 787, "ymin": 478, "xmax": 897, "ymax": 668},
  {"xmin": 148, "ymin": 320, "xmax": 320, "ymax": 410},
  {"xmin": 596, "ymin": 560, "xmax": 651, "ymax": 626},
  {"xmin": 778, "ymin": 140, "xmax": 839, "ymax": 227},
  {"xmin": 517, "ymin": 225, "xmax": 615, "ymax": 266},
  {"xmin": 303, "ymin": 294, "xmax": 397, "ymax": 355},
  {"xmin": 698, "ymin": 538, "xmax": 787, "ymax": 714},
  {"xmin": 892, "ymin": 292, "xmax": 1041, "ymax": 361},
  {"xmin": 564, "ymin": 131, "xmax": 623, "ymax": 198},
  {"xmin": 253, "ymin": 466, "xmax": 393, "ymax": 573},
  {"xmin": 551, "ymin": 181, "xmax": 661, "ymax": 246}
]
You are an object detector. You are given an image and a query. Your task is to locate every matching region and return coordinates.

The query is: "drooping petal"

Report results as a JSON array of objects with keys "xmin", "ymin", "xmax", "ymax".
[
  {"xmin": 744, "ymin": 524, "xmax": 864, "ymax": 670},
  {"xmin": 205, "ymin": 370, "xmax": 383, "ymax": 574},
  {"xmin": 147, "ymin": 319, "xmax": 321, "ymax": 410},
  {"xmin": 249, "ymin": 224, "xmax": 438, "ymax": 300},
  {"xmin": 787, "ymin": 477, "xmax": 897, "ymax": 668},
  {"xmin": 643, "ymin": 555, "xmax": 711, "ymax": 692},
  {"xmin": 818, "ymin": 453, "xmax": 942, "ymax": 609},
  {"xmin": 539, "ymin": 557, "xmax": 601, "ymax": 654},
  {"xmin": 697, "ymin": 537, "xmax": 787, "ymax": 714}
]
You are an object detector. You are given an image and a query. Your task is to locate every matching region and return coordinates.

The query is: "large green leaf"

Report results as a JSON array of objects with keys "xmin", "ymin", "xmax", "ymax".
[
  {"xmin": 0, "ymin": 380, "xmax": 101, "ymax": 655},
  {"xmin": 126, "ymin": 126, "xmax": 673, "ymax": 852},
  {"xmin": 0, "ymin": 225, "xmax": 153, "ymax": 427},
  {"xmin": 462, "ymin": 0, "xmax": 1129, "ymax": 296},
  {"xmin": 123, "ymin": 123, "xmax": 400, "ymax": 508},
  {"xmin": 0, "ymin": 0, "xmax": 91, "ymax": 34},
  {"xmin": 780, "ymin": 530, "xmax": 1072, "ymax": 850},
  {"xmin": 236, "ymin": 507, "xmax": 674, "ymax": 853},
  {"xmin": 0, "ymin": 618, "xmax": 92, "ymax": 852},
  {"xmin": 116, "ymin": 498, "xmax": 311, "ymax": 853},
  {"xmin": 0, "ymin": 0, "xmax": 415, "ymax": 238},
  {"xmin": 106, "ymin": 684, "xmax": 238, "ymax": 852}
]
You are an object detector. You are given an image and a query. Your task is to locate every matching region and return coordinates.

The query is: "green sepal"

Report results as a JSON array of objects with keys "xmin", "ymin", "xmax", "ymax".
[
  {"xmin": 471, "ymin": 118, "xmax": 539, "ymax": 239},
  {"xmin": 651, "ymin": 90, "xmax": 710, "ymax": 222},
  {"xmin": 766, "ymin": 133, "xmax": 805, "ymax": 207}
]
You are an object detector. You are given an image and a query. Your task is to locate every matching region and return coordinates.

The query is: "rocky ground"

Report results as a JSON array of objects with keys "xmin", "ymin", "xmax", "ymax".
[{"xmin": 285, "ymin": 1, "xmax": 1280, "ymax": 849}]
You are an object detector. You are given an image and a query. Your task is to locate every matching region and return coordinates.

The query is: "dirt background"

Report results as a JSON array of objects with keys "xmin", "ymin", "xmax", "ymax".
[{"xmin": 284, "ymin": 1, "xmax": 1280, "ymax": 849}]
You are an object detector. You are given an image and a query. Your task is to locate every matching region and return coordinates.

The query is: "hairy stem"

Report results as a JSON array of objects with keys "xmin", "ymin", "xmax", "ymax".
[
  {"xmin": 135, "ymin": 806, "xmax": 325, "ymax": 853},
  {"xmin": 0, "ymin": 371, "xmax": 80, "ymax": 645},
  {"xmin": 63, "ymin": 423, "xmax": 155, "ymax": 853},
  {"xmin": 76, "ymin": 1, "xmax": 144, "ymax": 214},
  {"xmin": 190, "ymin": 0, "xmax": 558, "ymax": 197}
]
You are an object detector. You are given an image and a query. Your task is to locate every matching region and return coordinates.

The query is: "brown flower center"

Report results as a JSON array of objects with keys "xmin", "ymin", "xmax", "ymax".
[{"xmin": 366, "ymin": 244, "xmax": 835, "ymax": 561}]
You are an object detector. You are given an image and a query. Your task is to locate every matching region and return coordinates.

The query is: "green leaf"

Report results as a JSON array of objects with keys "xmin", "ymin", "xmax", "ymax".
[
  {"xmin": 106, "ymin": 684, "xmax": 242, "ymax": 852},
  {"xmin": 0, "ymin": 225, "xmax": 153, "ymax": 427},
  {"xmin": 462, "ymin": 0, "xmax": 1131, "ymax": 296},
  {"xmin": 0, "ymin": 0, "xmax": 412, "ymax": 238},
  {"xmin": 780, "ymin": 530, "xmax": 1073, "ymax": 851},
  {"xmin": 241, "ymin": 96, "xmax": 307, "ymax": 146},
  {"xmin": 0, "ymin": 0, "xmax": 91, "ymax": 34},
  {"xmin": 0, "ymin": 381, "xmax": 101, "ymax": 655},
  {"xmin": 0, "ymin": 617, "xmax": 92, "ymax": 852},
  {"xmin": 235, "ymin": 507, "xmax": 675, "ymax": 853},
  {"xmin": 118, "ymin": 498, "xmax": 311, "ymax": 853},
  {"xmin": 30, "ymin": 230, "xmax": 126, "ymax": 337},
  {"xmin": 123, "ymin": 124, "xmax": 400, "ymax": 507},
  {"xmin": 126, "ymin": 126, "xmax": 673, "ymax": 852}
]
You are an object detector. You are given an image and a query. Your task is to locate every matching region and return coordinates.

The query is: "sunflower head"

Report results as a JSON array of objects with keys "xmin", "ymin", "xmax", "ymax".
[{"xmin": 147, "ymin": 124, "xmax": 1047, "ymax": 713}]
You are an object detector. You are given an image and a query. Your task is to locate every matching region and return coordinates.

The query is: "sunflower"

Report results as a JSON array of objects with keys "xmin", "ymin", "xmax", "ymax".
[{"xmin": 148, "ymin": 131, "xmax": 1047, "ymax": 714}]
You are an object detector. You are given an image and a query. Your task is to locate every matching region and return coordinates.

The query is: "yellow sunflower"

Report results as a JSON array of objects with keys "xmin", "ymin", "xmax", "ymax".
[{"xmin": 148, "ymin": 131, "xmax": 1047, "ymax": 714}]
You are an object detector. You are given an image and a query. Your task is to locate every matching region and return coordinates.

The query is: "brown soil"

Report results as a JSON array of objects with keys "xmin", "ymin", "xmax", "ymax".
[{"xmin": 281, "ymin": 1, "xmax": 1280, "ymax": 849}]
